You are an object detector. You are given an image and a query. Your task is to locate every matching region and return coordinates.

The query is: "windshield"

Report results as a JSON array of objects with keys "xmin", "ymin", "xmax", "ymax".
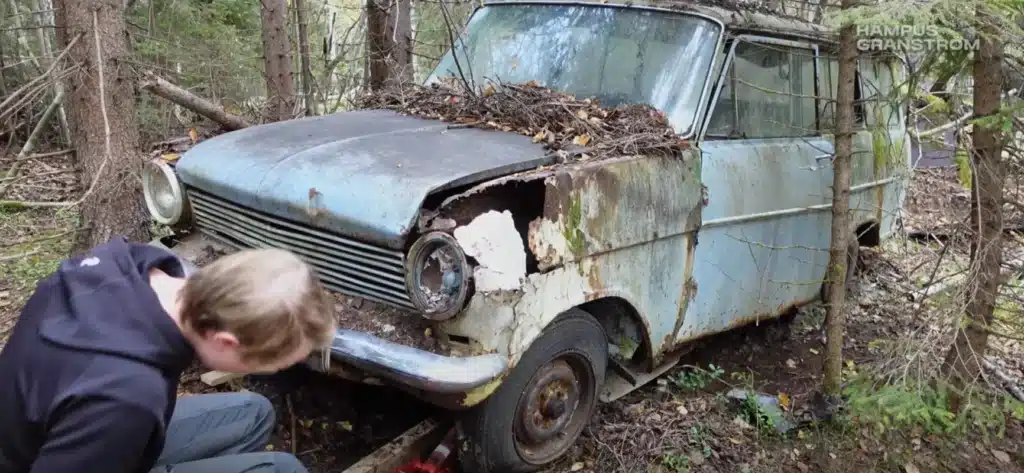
[{"xmin": 426, "ymin": 4, "xmax": 721, "ymax": 135}]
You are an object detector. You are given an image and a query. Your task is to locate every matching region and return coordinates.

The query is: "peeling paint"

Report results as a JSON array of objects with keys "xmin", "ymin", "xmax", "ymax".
[
  {"xmin": 527, "ymin": 217, "xmax": 572, "ymax": 271},
  {"xmin": 453, "ymin": 210, "xmax": 527, "ymax": 292},
  {"xmin": 440, "ymin": 151, "xmax": 703, "ymax": 370}
]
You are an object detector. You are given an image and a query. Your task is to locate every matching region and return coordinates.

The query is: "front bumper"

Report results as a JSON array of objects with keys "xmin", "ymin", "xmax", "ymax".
[{"xmin": 150, "ymin": 232, "xmax": 508, "ymax": 395}]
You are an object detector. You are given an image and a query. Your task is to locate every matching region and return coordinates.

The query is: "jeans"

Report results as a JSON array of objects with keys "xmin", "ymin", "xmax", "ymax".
[{"xmin": 148, "ymin": 392, "xmax": 308, "ymax": 473}]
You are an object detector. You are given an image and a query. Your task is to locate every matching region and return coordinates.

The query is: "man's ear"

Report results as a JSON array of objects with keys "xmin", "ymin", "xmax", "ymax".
[{"xmin": 209, "ymin": 331, "xmax": 240, "ymax": 350}]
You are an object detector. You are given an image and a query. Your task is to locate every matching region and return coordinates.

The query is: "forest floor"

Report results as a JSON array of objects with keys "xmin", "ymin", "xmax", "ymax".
[{"xmin": 1, "ymin": 152, "xmax": 1023, "ymax": 473}]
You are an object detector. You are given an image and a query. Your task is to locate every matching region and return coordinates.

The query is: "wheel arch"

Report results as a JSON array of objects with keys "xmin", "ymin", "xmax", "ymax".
[
  {"xmin": 577, "ymin": 296, "xmax": 654, "ymax": 370},
  {"xmin": 854, "ymin": 219, "xmax": 880, "ymax": 247}
]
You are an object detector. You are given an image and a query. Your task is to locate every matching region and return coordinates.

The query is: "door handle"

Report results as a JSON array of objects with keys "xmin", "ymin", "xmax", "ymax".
[{"xmin": 815, "ymin": 154, "xmax": 834, "ymax": 162}]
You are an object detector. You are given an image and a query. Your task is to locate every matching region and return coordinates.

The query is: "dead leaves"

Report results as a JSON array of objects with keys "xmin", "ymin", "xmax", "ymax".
[
  {"xmin": 991, "ymin": 449, "xmax": 1011, "ymax": 464},
  {"xmin": 354, "ymin": 76, "xmax": 687, "ymax": 164},
  {"xmin": 777, "ymin": 392, "xmax": 791, "ymax": 411}
]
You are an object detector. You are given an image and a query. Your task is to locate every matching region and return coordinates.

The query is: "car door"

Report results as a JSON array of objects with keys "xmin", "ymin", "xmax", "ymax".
[{"xmin": 677, "ymin": 35, "xmax": 835, "ymax": 341}]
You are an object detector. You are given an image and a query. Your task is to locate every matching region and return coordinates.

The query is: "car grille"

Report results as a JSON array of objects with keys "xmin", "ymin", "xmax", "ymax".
[{"xmin": 185, "ymin": 187, "xmax": 415, "ymax": 309}]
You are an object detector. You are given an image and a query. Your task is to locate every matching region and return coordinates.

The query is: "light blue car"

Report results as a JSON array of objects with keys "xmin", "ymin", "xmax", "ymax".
[{"xmin": 143, "ymin": 2, "xmax": 911, "ymax": 471}]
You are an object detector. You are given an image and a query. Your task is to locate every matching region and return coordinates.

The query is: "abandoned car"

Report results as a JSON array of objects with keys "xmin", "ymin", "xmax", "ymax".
[{"xmin": 143, "ymin": 1, "xmax": 911, "ymax": 472}]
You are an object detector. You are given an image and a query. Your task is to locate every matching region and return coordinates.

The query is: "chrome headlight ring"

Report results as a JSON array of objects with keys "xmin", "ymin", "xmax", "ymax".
[
  {"xmin": 142, "ymin": 158, "xmax": 190, "ymax": 227},
  {"xmin": 405, "ymin": 231, "xmax": 472, "ymax": 321}
]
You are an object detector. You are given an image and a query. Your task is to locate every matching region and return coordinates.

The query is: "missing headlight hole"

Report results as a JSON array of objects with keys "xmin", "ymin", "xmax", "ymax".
[
  {"xmin": 406, "ymin": 231, "xmax": 472, "ymax": 320},
  {"xmin": 417, "ymin": 243, "xmax": 464, "ymax": 309}
]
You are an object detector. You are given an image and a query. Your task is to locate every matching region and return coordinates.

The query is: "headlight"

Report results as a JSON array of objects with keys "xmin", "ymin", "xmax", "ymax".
[
  {"xmin": 142, "ymin": 158, "xmax": 189, "ymax": 226},
  {"xmin": 405, "ymin": 232, "xmax": 472, "ymax": 321}
]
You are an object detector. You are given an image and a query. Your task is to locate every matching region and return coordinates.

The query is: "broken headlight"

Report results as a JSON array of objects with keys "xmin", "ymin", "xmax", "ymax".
[
  {"xmin": 405, "ymin": 231, "xmax": 472, "ymax": 321},
  {"xmin": 142, "ymin": 157, "xmax": 191, "ymax": 228}
]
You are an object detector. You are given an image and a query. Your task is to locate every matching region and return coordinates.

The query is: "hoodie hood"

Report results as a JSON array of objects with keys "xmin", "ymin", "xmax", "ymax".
[{"xmin": 37, "ymin": 237, "xmax": 194, "ymax": 373}]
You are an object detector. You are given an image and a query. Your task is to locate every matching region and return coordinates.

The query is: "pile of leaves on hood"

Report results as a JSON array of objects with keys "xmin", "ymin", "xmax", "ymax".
[{"xmin": 353, "ymin": 76, "xmax": 690, "ymax": 163}]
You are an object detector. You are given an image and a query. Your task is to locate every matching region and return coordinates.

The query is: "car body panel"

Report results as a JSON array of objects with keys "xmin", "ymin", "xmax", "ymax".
[{"xmin": 175, "ymin": 109, "xmax": 552, "ymax": 249}]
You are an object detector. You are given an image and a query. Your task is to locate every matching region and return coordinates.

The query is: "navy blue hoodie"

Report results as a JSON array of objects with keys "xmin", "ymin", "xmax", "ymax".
[{"xmin": 0, "ymin": 236, "xmax": 195, "ymax": 473}]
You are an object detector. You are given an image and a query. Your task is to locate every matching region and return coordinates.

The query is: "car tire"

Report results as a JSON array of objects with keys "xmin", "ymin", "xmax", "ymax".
[{"xmin": 455, "ymin": 308, "xmax": 608, "ymax": 473}]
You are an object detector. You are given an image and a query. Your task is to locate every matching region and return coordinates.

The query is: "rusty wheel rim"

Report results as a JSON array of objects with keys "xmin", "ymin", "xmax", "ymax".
[{"xmin": 513, "ymin": 354, "xmax": 596, "ymax": 465}]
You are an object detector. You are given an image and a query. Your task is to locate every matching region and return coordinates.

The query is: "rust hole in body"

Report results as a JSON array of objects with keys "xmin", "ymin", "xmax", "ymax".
[{"xmin": 429, "ymin": 178, "xmax": 547, "ymax": 274}]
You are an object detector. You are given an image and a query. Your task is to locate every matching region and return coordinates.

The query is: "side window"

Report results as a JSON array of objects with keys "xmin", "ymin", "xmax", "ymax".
[
  {"xmin": 707, "ymin": 40, "xmax": 817, "ymax": 139},
  {"xmin": 860, "ymin": 57, "xmax": 901, "ymax": 128},
  {"xmin": 818, "ymin": 52, "xmax": 866, "ymax": 132}
]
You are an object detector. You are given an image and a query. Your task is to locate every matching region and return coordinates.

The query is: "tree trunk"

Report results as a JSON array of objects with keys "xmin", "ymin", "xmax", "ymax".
[
  {"xmin": 388, "ymin": 0, "xmax": 414, "ymax": 86},
  {"xmin": 941, "ymin": 4, "xmax": 1006, "ymax": 387},
  {"xmin": 52, "ymin": 0, "xmax": 149, "ymax": 253},
  {"xmin": 365, "ymin": 0, "xmax": 413, "ymax": 90},
  {"xmin": 365, "ymin": 0, "xmax": 390, "ymax": 91},
  {"xmin": 33, "ymin": 0, "xmax": 73, "ymax": 146},
  {"xmin": 822, "ymin": 0, "xmax": 858, "ymax": 398},
  {"xmin": 260, "ymin": 0, "xmax": 296, "ymax": 122},
  {"xmin": 295, "ymin": 0, "xmax": 314, "ymax": 116},
  {"xmin": 409, "ymin": 0, "xmax": 418, "ymax": 79}
]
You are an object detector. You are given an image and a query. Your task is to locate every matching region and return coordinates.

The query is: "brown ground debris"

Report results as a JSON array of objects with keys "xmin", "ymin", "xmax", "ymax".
[
  {"xmin": 354, "ymin": 76, "xmax": 691, "ymax": 164},
  {"xmin": 331, "ymin": 293, "xmax": 450, "ymax": 355}
]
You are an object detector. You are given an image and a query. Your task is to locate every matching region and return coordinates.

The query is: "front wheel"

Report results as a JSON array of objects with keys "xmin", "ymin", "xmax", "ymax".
[{"xmin": 456, "ymin": 308, "xmax": 608, "ymax": 473}]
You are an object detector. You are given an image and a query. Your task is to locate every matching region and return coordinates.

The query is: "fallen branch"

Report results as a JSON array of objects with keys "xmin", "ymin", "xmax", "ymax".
[
  {"xmin": 8, "ymin": 149, "xmax": 73, "ymax": 161},
  {"xmin": 982, "ymin": 358, "xmax": 1024, "ymax": 402},
  {"xmin": 912, "ymin": 110, "xmax": 973, "ymax": 140},
  {"xmin": 0, "ymin": 228, "xmax": 79, "ymax": 247},
  {"xmin": 0, "ymin": 249, "xmax": 41, "ymax": 262},
  {"xmin": 0, "ymin": 87, "xmax": 66, "ymax": 200},
  {"xmin": 0, "ymin": 168, "xmax": 77, "ymax": 185},
  {"xmin": 139, "ymin": 72, "xmax": 250, "ymax": 131}
]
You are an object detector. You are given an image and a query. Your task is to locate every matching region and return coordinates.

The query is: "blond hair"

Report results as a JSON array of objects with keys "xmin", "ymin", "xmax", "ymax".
[{"xmin": 179, "ymin": 248, "xmax": 336, "ymax": 364}]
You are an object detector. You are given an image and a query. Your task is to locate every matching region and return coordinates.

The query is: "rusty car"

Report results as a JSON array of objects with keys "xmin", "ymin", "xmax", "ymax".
[{"xmin": 142, "ymin": 1, "xmax": 911, "ymax": 471}]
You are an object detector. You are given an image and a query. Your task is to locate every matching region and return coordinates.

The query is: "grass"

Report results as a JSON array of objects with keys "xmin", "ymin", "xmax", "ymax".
[{"xmin": 0, "ymin": 207, "xmax": 76, "ymax": 344}]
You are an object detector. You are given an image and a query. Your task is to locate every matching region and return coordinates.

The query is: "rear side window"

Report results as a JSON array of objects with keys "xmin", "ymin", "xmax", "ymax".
[
  {"xmin": 817, "ymin": 53, "xmax": 866, "ymax": 131},
  {"xmin": 706, "ymin": 40, "xmax": 817, "ymax": 139},
  {"xmin": 859, "ymin": 57, "xmax": 901, "ymax": 128}
]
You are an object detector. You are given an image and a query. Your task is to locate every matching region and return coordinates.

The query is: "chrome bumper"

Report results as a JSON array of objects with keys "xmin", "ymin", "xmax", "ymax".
[{"xmin": 149, "ymin": 232, "xmax": 508, "ymax": 394}]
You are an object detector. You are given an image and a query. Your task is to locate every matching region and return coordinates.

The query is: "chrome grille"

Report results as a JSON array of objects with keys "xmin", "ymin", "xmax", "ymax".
[{"xmin": 186, "ymin": 187, "xmax": 414, "ymax": 309}]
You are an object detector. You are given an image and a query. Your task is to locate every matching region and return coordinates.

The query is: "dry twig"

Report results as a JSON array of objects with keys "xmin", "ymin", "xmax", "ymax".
[
  {"xmin": 0, "ymin": 87, "xmax": 66, "ymax": 200},
  {"xmin": 286, "ymin": 394, "xmax": 297, "ymax": 455},
  {"xmin": 0, "ymin": 12, "xmax": 111, "ymax": 210}
]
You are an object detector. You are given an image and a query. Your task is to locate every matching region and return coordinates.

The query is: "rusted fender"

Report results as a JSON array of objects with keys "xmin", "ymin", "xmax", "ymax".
[{"xmin": 440, "ymin": 150, "xmax": 705, "ymax": 374}]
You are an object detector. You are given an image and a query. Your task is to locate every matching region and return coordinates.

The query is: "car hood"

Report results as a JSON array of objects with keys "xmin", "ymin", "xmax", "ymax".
[{"xmin": 175, "ymin": 109, "xmax": 552, "ymax": 249}]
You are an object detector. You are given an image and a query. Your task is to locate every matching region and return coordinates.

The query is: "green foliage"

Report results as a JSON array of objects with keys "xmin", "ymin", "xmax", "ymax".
[
  {"xmin": 412, "ymin": 0, "xmax": 477, "ymax": 82},
  {"xmin": 843, "ymin": 375, "xmax": 1015, "ymax": 441},
  {"xmin": 127, "ymin": 0, "xmax": 268, "ymax": 139},
  {"xmin": 670, "ymin": 364, "xmax": 724, "ymax": 391},
  {"xmin": 953, "ymin": 147, "xmax": 973, "ymax": 188},
  {"xmin": 660, "ymin": 453, "xmax": 691, "ymax": 473},
  {"xmin": 969, "ymin": 111, "xmax": 1014, "ymax": 136},
  {"xmin": 918, "ymin": 92, "xmax": 951, "ymax": 115},
  {"xmin": 993, "ymin": 276, "xmax": 1024, "ymax": 323},
  {"xmin": 0, "ymin": 208, "xmax": 76, "ymax": 293},
  {"xmin": 738, "ymin": 391, "xmax": 778, "ymax": 436},
  {"xmin": 1006, "ymin": 397, "xmax": 1024, "ymax": 421},
  {"xmin": 688, "ymin": 424, "xmax": 714, "ymax": 459}
]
